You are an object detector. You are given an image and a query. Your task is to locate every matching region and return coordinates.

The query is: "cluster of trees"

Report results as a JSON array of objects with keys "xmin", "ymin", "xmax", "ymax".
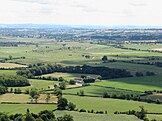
[
  {"xmin": 103, "ymin": 91, "xmax": 161, "ymax": 104},
  {"xmin": 114, "ymin": 106, "xmax": 149, "ymax": 121},
  {"xmin": 0, "ymin": 109, "xmax": 74, "ymax": 121},
  {"xmin": 17, "ymin": 64, "xmax": 132, "ymax": 79},
  {"xmin": 0, "ymin": 75, "xmax": 30, "ymax": 87},
  {"xmin": 135, "ymin": 71, "xmax": 155, "ymax": 77},
  {"xmin": 0, "ymin": 85, "xmax": 7, "ymax": 94}
]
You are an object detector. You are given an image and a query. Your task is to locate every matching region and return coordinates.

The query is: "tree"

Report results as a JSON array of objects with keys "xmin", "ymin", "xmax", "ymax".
[
  {"xmin": 69, "ymin": 80, "xmax": 76, "ymax": 85},
  {"xmin": 57, "ymin": 98, "xmax": 68, "ymax": 110},
  {"xmin": 102, "ymin": 56, "xmax": 108, "ymax": 62},
  {"xmin": 58, "ymin": 114, "xmax": 74, "ymax": 121},
  {"xmin": 9, "ymin": 55, "xmax": 12, "ymax": 60},
  {"xmin": 54, "ymin": 88, "xmax": 62, "ymax": 96},
  {"xmin": 29, "ymin": 89, "xmax": 40, "ymax": 103},
  {"xmin": 79, "ymin": 90, "xmax": 84, "ymax": 96},
  {"xmin": 136, "ymin": 106, "xmax": 147, "ymax": 120},
  {"xmin": 25, "ymin": 111, "xmax": 36, "ymax": 121},
  {"xmin": 59, "ymin": 82, "xmax": 66, "ymax": 90},
  {"xmin": 68, "ymin": 102, "xmax": 76, "ymax": 111},
  {"xmin": 45, "ymin": 93, "xmax": 50, "ymax": 103}
]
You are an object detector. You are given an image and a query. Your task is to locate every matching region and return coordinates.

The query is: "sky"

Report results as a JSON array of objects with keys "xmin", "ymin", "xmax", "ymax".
[{"xmin": 0, "ymin": 0, "xmax": 162, "ymax": 26}]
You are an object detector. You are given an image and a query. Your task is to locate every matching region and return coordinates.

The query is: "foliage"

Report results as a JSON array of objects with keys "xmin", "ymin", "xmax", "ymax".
[
  {"xmin": 17, "ymin": 64, "xmax": 132, "ymax": 79},
  {"xmin": 57, "ymin": 98, "xmax": 68, "ymax": 110},
  {"xmin": 0, "ymin": 75, "xmax": 30, "ymax": 87}
]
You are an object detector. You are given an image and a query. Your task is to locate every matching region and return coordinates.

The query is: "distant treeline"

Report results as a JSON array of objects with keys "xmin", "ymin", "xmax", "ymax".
[
  {"xmin": 0, "ymin": 42, "xmax": 33, "ymax": 47},
  {"xmin": 17, "ymin": 64, "xmax": 132, "ymax": 79}
]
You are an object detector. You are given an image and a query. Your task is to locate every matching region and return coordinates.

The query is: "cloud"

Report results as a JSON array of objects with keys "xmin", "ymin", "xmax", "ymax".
[
  {"xmin": 0, "ymin": 0, "xmax": 162, "ymax": 26},
  {"xmin": 10, "ymin": 0, "xmax": 53, "ymax": 5},
  {"xmin": 129, "ymin": 0, "xmax": 147, "ymax": 7}
]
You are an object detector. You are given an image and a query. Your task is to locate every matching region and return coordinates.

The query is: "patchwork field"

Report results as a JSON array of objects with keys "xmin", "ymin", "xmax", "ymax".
[
  {"xmin": 1, "ymin": 38, "xmax": 162, "ymax": 120},
  {"xmin": 0, "ymin": 63, "xmax": 27, "ymax": 68}
]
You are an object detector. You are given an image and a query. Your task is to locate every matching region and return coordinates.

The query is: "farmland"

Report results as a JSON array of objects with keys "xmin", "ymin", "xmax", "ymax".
[{"xmin": 1, "ymin": 32, "xmax": 162, "ymax": 120}]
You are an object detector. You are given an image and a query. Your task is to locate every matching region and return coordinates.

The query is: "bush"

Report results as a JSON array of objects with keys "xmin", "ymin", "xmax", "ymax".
[{"xmin": 79, "ymin": 109, "xmax": 86, "ymax": 112}]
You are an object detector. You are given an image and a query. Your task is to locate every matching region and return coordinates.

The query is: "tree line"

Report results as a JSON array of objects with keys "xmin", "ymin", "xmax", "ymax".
[
  {"xmin": 0, "ymin": 109, "xmax": 74, "ymax": 121},
  {"xmin": 17, "ymin": 64, "xmax": 132, "ymax": 79}
]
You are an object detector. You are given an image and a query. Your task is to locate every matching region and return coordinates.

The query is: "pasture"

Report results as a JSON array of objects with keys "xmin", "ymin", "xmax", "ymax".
[
  {"xmin": 0, "ymin": 70, "xmax": 17, "ymax": 75},
  {"xmin": 55, "ymin": 110, "xmax": 142, "ymax": 121},
  {"xmin": 8, "ymin": 79, "xmax": 59, "ymax": 91},
  {"xmin": 63, "ymin": 85, "xmax": 141, "ymax": 97},
  {"xmin": 64, "ymin": 95, "xmax": 162, "ymax": 114},
  {"xmin": 95, "ymin": 76, "xmax": 162, "ymax": 92},
  {"xmin": 0, "ymin": 104, "xmax": 56, "ymax": 114}
]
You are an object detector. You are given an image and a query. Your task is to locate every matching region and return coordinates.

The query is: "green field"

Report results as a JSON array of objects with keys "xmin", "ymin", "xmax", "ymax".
[
  {"xmin": 8, "ymin": 79, "xmax": 59, "ymax": 91},
  {"xmin": 64, "ymin": 95, "xmax": 162, "ymax": 114},
  {"xmin": 147, "ymin": 114, "xmax": 162, "ymax": 121},
  {"xmin": 0, "ymin": 104, "xmax": 57, "ymax": 114},
  {"xmin": 95, "ymin": 76, "xmax": 162, "ymax": 92},
  {"xmin": 2, "ymin": 39, "xmax": 162, "ymax": 120},
  {"xmin": 102, "ymin": 62, "xmax": 162, "ymax": 75},
  {"xmin": 63, "ymin": 85, "xmax": 141, "ymax": 97},
  {"xmin": 55, "ymin": 110, "xmax": 142, "ymax": 121},
  {"xmin": 0, "ymin": 70, "xmax": 17, "ymax": 75}
]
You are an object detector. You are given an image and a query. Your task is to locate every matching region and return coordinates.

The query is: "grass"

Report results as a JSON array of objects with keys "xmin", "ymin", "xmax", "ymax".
[
  {"xmin": 101, "ymin": 62, "xmax": 162, "ymax": 75},
  {"xmin": 64, "ymin": 95, "xmax": 162, "ymax": 114},
  {"xmin": 0, "ymin": 104, "xmax": 56, "ymax": 114},
  {"xmin": 8, "ymin": 79, "xmax": 59, "ymax": 91},
  {"xmin": 41, "ymin": 72, "xmax": 99, "ymax": 81},
  {"xmin": 0, "ymin": 70, "xmax": 17, "ymax": 75},
  {"xmin": 0, "ymin": 63, "xmax": 27, "ymax": 68},
  {"xmin": 63, "ymin": 85, "xmax": 141, "ymax": 97},
  {"xmin": 95, "ymin": 76, "xmax": 162, "ymax": 92},
  {"xmin": 55, "ymin": 110, "xmax": 142, "ymax": 121},
  {"xmin": 0, "ymin": 93, "xmax": 57, "ymax": 103},
  {"xmin": 147, "ymin": 114, "xmax": 162, "ymax": 121}
]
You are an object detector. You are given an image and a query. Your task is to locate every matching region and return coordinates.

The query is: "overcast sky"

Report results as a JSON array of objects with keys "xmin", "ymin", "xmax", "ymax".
[{"xmin": 0, "ymin": 0, "xmax": 162, "ymax": 26}]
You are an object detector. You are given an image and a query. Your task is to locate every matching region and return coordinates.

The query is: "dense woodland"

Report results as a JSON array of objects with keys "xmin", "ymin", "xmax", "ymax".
[
  {"xmin": 0, "ymin": 75, "xmax": 30, "ymax": 87},
  {"xmin": 17, "ymin": 64, "xmax": 132, "ymax": 79}
]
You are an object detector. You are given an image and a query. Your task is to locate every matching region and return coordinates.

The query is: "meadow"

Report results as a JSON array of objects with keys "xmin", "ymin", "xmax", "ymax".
[
  {"xmin": 64, "ymin": 95, "xmax": 162, "ymax": 114},
  {"xmin": 95, "ymin": 76, "xmax": 162, "ymax": 92},
  {"xmin": 0, "ymin": 104, "xmax": 56, "ymax": 114}
]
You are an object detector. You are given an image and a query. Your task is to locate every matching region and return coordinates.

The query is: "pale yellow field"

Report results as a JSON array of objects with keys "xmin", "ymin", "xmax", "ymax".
[
  {"xmin": 0, "ymin": 93, "xmax": 57, "ymax": 103},
  {"xmin": 41, "ymin": 72, "xmax": 99, "ymax": 80},
  {"xmin": 0, "ymin": 63, "xmax": 27, "ymax": 68}
]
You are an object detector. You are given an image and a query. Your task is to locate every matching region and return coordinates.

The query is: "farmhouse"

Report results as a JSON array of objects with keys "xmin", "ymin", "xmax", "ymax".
[{"xmin": 74, "ymin": 77, "xmax": 84, "ymax": 86}]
